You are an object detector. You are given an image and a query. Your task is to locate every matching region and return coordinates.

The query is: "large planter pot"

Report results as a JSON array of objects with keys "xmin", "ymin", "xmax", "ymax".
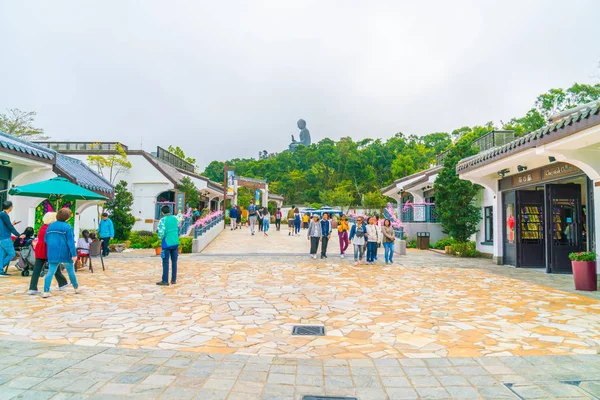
[
  {"xmin": 154, "ymin": 247, "xmax": 162, "ymax": 256},
  {"xmin": 572, "ymin": 261, "xmax": 597, "ymax": 291}
]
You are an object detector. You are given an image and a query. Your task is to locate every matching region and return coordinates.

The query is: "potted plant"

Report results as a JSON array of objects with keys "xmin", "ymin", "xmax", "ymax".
[
  {"xmin": 152, "ymin": 240, "xmax": 162, "ymax": 256},
  {"xmin": 569, "ymin": 251, "xmax": 597, "ymax": 291}
]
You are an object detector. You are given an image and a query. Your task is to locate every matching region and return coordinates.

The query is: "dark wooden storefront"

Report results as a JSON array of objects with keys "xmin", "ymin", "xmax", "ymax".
[{"xmin": 500, "ymin": 163, "xmax": 593, "ymax": 274}]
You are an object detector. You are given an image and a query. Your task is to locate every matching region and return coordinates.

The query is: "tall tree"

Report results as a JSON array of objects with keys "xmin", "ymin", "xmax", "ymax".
[
  {"xmin": 434, "ymin": 140, "xmax": 480, "ymax": 243},
  {"xmin": 178, "ymin": 177, "xmax": 199, "ymax": 209},
  {"xmin": 0, "ymin": 109, "xmax": 48, "ymax": 140},
  {"xmin": 103, "ymin": 180, "xmax": 136, "ymax": 240},
  {"xmin": 87, "ymin": 143, "xmax": 132, "ymax": 184}
]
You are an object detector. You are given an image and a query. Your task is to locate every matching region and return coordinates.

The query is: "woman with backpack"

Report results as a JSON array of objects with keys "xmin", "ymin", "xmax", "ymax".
[{"xmin": 349, "ymin": 216, "xmax": 367, "ymax": 265}]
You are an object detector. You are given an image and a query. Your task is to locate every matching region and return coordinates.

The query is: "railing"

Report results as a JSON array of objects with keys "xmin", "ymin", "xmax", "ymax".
[
  {"xmin": 179, "ymin": 217, "xmax": 192, "ymax": 236},
  {"xmin": 394, "ymin": 227, "xmax": 405, "ymax": 240},
  {"xmin": 193, "ymin": 213, "xmax": 224, "ymax": 238},
  {"xmin": 401, "ymin": 204, "xmax": 438, "ymax": 223},
  {"xmin": 34, "ymin": 141, "xmax": 128, "ymax": 152}
]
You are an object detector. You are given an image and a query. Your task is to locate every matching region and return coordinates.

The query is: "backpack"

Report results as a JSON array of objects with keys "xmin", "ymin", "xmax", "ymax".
[{"xmin": 355, "ymin": 225, "xmax": 365, "ymax": 238}]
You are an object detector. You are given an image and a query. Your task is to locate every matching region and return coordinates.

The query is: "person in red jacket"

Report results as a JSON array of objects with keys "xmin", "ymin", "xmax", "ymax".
[{"xmin": 27, "ymin": 212, "xmax": 69, "ymax": 295}]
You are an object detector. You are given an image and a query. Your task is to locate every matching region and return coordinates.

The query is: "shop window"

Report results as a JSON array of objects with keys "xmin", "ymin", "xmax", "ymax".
[{"xmin": 484, "ymin": 206, "xmax": 493, "ymax": 243}]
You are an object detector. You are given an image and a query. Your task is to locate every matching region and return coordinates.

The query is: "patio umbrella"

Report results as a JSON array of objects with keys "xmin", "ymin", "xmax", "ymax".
[{"xmin": 9, "ymin": 176, "xmax": 107, "ymax": 207}]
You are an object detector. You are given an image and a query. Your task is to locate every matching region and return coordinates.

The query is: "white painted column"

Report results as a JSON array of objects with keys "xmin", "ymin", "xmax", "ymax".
[
  {"xmin": 493, "ymin": 192, "xmax": 503, "ymax": 265},
  {"xmin": 263, "ymin": 184, "xmax": 269, "ymax": 208},
  {"xmin": 595, "ymin": 182, "xmax": 600, "ymax": 273}
]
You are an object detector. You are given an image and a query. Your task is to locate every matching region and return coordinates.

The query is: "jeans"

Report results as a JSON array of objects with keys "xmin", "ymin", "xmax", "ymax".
[
  {"xmin": 353, "ymin": 244, "xmax": 365, "ymax": 261},
  {"xmin": 338, "ymin": 231, "xmax": 349, "ymax": 254},
  {"xmin": 249, "ymin": 216, "xmax": 257, "ymax": 234},
  {"xmin": 263, "ymin": 218, "xmax": 270, "ymax": 232},
  {"xmin": 310, "ymin": 237, "xmax": 320, "ymax": 255},
  {"xmin": 161, "ymin": 246, "xmax": 178, "ymax": 283},
  {"xmin": 100, "ymin": 237, "xmax": 110, "ymax": 256},
  {"xmin": 258, "ymin": 217, "xmax": 263, "ymax": 231},
  {"xmin": 275, "ymin": 219, "xmax": 281, "ymax": 231},
  {"xmin": 30, "ymin": 258, "xmax": 67, "ymax": 291},
  {"xmin": 44, "ymin": 261, "xmax": 78, "ymax": 293},
  {"xmin": 321, "ymin": 236, "xmax": 329, "ymax": 257},
  {"xmin": 294, "ymin": 218, "xmax": 301, "ymax": 234},
  {"xmin": 383, "ymin": 242, "xmax": 394, "ymax": 263},
  {"xmin": 0, "ymin": 238, "xmax": 16, "ymax": 269},
  {"xmin": 366, "ymin": 241, "xmax": 377, "ymax": 262}
]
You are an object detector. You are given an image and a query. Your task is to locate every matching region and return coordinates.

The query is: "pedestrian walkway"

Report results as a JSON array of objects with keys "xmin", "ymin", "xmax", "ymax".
[{"xmin": 1, "ymin": 227, "xmax": 600, "ymax": 398}]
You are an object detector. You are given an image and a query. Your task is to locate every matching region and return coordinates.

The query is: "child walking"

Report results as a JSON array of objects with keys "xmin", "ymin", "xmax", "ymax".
[{"xmin": 156, "ymin": 205, "xmax": 180, "ymax": 286}]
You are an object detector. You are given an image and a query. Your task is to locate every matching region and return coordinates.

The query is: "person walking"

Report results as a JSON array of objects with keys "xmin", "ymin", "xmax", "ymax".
[
  {"xmin": 320, "ymin": 212, "xmax": 332, "ymax": 259},
  {"xmin": 337, "ymin": 214, "xmax": 350, "ymax": 258},
  {"xmin": 381, "ymin": 219, "xmax": 396, "ymax": 264},
  {"xmin": 294, "ymin": 207, "xmax": 301, "ymax": 235},
  {"xmin": 349, "ymin": 216, "xmax": 366, "ymax": 265},
  {"xmin": 262, "ymin": 207, "xmax": 270, "ymax": 236},
  {"xmin": 274, "ymin": 208, "xmax": 282, "ymax": 231},
  {"xmin": 257, "ymin": 207, "xmax": 264, "ymax": 232},
  {"xmin": 229, "ymin": 205, "xmax": 238, "ymax": 231},
  {"xmin": 98, "ymin": 212, "xmax": 114, "ymax": 257},
  {"xmin": 156, "ymin": 205, "xmax": 180, "ymax": 286},
  {"xmin": 0, "ymin": 201, "xmax": 22, "ymax": 277},
  {"xmin": 28, "ymin": 212, "xmax": 69, "ymax": 294},
  {"xmin": 365, "ymin": 217, "xmax": 380, "ymax": 264},
  {"xmin": 43, "ymin": 208, "xmax": 80, "ymax": 298},
  {"xmin": 302, "ymin": 213, "xmax": 310, "ymax": 229},
  {"xmin": 248, "ymin": 200, "xmax": 258, "ymax": 235},
  {"xmin": 307, "ymin": 214, "xmax": 322, "ymax": 259},
  {"xmin": 374, "ymin": 214, "xmax": 381, "ymax": 261},
  {"xmin": 236, "ymin": 206, "xmax": 242, "ymax": 229},
  {"xmin": 76, "ymin": 230, "xmax": 92, "ymax": 270}
]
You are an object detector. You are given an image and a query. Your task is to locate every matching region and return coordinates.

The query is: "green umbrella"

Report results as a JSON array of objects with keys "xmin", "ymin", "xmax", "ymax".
[{"xmin": 9, "ymin": 176, "xmax": 107, "ymax": 206}]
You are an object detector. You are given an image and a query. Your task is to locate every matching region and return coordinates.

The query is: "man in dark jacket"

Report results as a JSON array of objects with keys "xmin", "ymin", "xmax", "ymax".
[
  {"xmin": 0, "ymin": 201, "xmax": 22, "ymax": 277},
  {"xmin": 320, "ymin": 212, "xmax": 332, "ymax": 259},
  {"xmin": 229, "ymin": 205, "xmax": 238, "ymax": 230}
]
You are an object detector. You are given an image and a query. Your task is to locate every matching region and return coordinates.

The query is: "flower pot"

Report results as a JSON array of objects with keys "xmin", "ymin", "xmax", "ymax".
[
  {"xmin": 154, "ymin": 247, "xmax": 162, "ymax": 256},
  {"xmin": 572, "ymin": 261, "xmax": 597, "ymax": 291}
]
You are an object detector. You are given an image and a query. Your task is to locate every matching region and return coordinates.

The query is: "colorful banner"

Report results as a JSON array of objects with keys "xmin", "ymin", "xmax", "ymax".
[
  {"xmin": 255, "ymin": 189, "xmax": 261, "ymax": 206},
  {"xmin": 227, "ymin": 170, "xmax": 235, "ymax": 195}
]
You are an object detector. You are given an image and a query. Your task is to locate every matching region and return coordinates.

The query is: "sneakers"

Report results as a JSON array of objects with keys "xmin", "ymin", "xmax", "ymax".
[
  {"xmin": 340, "ymin": 254, "xmax": 345, "ymax": 259},
  {"xmin": 57, "ymin": 283, "xmax": 71, "ymax": 291},
  {"xmin": 171, "ymin": 281, "xmax": 176, "ymax": 285},
  {"xmin": 74, "ymin": 288, "xmax": 81, "ymax": 294},
  {"xmin": 0, "ymin": 271, "xmax": 10, "ymax": 277},
  {"xmin": 156, "ymin": 281, "xmax": 169, "ymax": 286},
  {"xmin": 42, "ymin": 292, "xmax": 51, "ymax": 298},
  {"xmin": 28, "ymin": 290, "xmax": 41, "ymax": 295}
]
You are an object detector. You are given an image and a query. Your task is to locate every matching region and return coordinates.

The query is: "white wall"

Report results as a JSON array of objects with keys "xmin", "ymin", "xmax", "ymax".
[
  {"xmin": 68, "ymin": 154, "xmax": 175, "ymax": 232},
  {"xmin": 474, "ymin": 187, "xmax": 496, "ymax": 255}
]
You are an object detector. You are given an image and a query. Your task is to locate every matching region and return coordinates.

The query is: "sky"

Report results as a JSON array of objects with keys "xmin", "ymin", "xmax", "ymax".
[{"xmin": 1, "ymin": 1, "xmax": 599, "ymax": 170}]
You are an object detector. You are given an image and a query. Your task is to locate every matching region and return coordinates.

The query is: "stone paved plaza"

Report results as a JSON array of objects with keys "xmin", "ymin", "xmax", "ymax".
[{"xmin": 0, "ymin": 228, "xmax": 599, "ymax": 399}]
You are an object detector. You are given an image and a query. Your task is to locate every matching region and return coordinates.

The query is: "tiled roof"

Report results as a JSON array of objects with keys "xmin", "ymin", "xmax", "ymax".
[
  {"xmin": 55, "ymin": 154, "xmax": 114, "ymax": 195},
  {"xmin": 0, "ymin": 131, "xmax": 55, "ymax": 161},
  {"xmin": 457, "ymin": 100, "xmax": 600, "ymax": 173}
]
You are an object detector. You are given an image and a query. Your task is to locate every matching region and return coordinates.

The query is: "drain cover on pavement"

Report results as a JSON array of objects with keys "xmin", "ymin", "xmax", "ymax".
[
  {"xmin": 302, "ymin": 397, "xmax": 357, "ymax": 400},
  {"xmin": 292, "ymin": 325, "xmax": 325, "ymax": 336}
]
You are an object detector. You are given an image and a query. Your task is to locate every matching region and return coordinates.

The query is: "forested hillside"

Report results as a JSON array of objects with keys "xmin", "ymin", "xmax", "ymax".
[{"xmin": 202, "ymin": 83, "xmax": 600, "ymax": 206}]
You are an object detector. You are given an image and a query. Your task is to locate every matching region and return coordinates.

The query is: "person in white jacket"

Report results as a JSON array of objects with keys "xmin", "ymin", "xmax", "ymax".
[{"xmin": 365, "ymin": 217, "xmax": 380, "ymax": 264}]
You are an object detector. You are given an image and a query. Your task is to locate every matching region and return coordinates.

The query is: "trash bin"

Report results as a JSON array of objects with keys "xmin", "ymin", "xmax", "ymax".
[{"xmin": 416, "ymin": 232, "xmax": 430, "ymax": 250}]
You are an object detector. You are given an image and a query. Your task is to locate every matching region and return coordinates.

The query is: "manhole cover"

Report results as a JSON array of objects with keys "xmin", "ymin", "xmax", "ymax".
[
  {"xmin": 302, "ymin": 397, "xmax": 357, "ymax": 400},
  {"xmin": 292, "ymin": 326, "xmax": 325, "ymax": 336}
]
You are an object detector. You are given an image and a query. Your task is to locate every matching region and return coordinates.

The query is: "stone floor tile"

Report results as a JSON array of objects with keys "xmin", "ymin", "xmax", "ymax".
[
  {"xmin": 444, "ymin": 386, "xmax": 480, "ymax": 399},
  {"xmin": 424, "ymin": 359, "xmax": 452, "ymax": 368},
  {"xmin": 381, "ymin": 376, "xmax": 411, "ymax": 388},
  {"xmin": 398, "ymin": 359, "xmax": 426, "ymax": 367},
  {"xmin": 355, "ymin": 388, "xmax": 388, "ymax": 399},
  {"xmin": 270, "ymin": 364, "xmax": 296, "ymax": 374},
  {"xmin": 193, "ymin": 389, "xmax": 228, "ymax": 400},
  {"xmin": 228, "ymin": 392, "xmax": 261, "ymax": 400},
  {"xmin": 352, "ymin": 374, "xmax": 382, "ymax": 389},
  {"xmin": 415, "ymin": 386, "xmax": 452, "ymax": 399},
  {"xmin": 141, "ymin": 374, "xmax": 176, "ymax": 386},
  {"xmin": 409, "ymin": 376, "xmax": 440, "ymax": 388},
  {"xmin": 12, "ymin": 390, "xmax": 57, "ymax": 400},
  {"xmin": 509, "ymin": 384, "xmax": 551, "ymax": 399},
  {"xmin": 297, "ymin": 365, "xmax": 322, "ymax": 375},
  {"xmin": 202, "ymin": 378, "xmax": 236, "ymax": 391},
  {"xmin": 31, "ymin": 377, "xmax": 72, "ymax": 392},
  {"xmin": 268, "ymin": 372, "xmax": 295, "ymax": 385},
  {"xmin": 3, "ymin": 377, "xmax": 46, "ymax": 389},
  {"xmin": 385, "ymin": 386, "xmax": 419, "ymax": 399},
  {"xmin": 325, "ymin": 376, "xmax": 353, "ymax": 389},
  {"xmin": 402, "ymin": 367, "xmax": 432, "ymax": 376},
  {"xmin": 437, "ymin": 375, "xmax": 471, "ymax": 387},
  {"xmin": 377, "ymin": 367, "xmax": 406, "ymax": 377},
  {"xmin": 467, "ymin": 375, "xmax": 498, "ymax": 387},
  {"xmin": 0, "ymin": 387, "xmax": 24, "ymax": 399},
  {"xmin": 97, "ymin": 382, "xmax": 135, "ymax": 395},
  {"xmin": 478, "ymin": 385, "xmax": 516, "ymax": 399},
  {"xmin": 210, "ymin": 368, "xmax": 241, "ymax": 380},
  {"xmin": 112, "ymin": 372, "xmax": 150, "ymax": 384},
  {"xmin": 539, "ymin": 383, "xmax": 590, "ymax": 398},
  {"xmin": 455, "ymin": 366, "xmax": 488, "ymax": 376},
  {"xmin": 295, "ymin": 375, "xmax": 323, "ymax": 387},
  {"xmin": 449, "ymin": 358, "xmax": 478, "ymax": 366},
  {"xmin": 232, "ymin": 380, "xmax": 265, "ymax": 394},
  {"xmin": 131, "ymin": 383, "xmax": 168, "ymax": 397},
  {"xmin": 158, "ymin": 386, "xmax": 199, "ymax": 399}
]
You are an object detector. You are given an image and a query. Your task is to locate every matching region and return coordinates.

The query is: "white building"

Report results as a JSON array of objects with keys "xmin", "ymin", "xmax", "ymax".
[
  {"xmin": 34, "ymin": 142, "xmax": 225, "ymax": 232},
  {"xmin": 0, "ymin": 132, "xmax": 114, "ymax": 237},
  {"xmin": 458, "ymin": 101, "xmax": 600, "ymax": 273}
]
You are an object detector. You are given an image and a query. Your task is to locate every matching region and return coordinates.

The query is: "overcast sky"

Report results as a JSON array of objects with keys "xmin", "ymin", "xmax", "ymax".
[{"xmin": 1, "ymin": 1, "xmax": 599, "ymax": 169}]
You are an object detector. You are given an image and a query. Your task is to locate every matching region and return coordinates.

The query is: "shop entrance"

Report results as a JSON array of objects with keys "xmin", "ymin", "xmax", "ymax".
[{"xmin": 546, "ymin": 183, "xmax": 583, "ymax": 274}]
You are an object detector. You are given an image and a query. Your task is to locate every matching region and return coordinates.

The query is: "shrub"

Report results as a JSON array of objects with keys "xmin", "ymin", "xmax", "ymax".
[
  {"xmin": 432, "ymin": 237, "xmax": 456, "ymax": 250},
  {"xmin": 569, "ymin": 252, "xmax": 596, "ymax": 262},
  {"xmin": 129, "ymin": 231, "xmax": 159, "ymax": 249},
  {"xmin": 406, "ymin": 238, "xmax": 417, "ymax": 248},
  {"xmin": 180, "ymin": 237, "xmax": 193, "ymax": 253},
  {"xmin": 451, "ymin": 241, "xmax": 480, "ymax": 258}
]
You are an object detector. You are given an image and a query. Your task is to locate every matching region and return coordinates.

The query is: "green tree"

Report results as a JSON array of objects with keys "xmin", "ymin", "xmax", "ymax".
[
  {"xmin": 168, "ymin": 145, "xmax": 198, "ymax": 171},
  {"xmin": 202, "ymin": 160, "xmax": 224, "ymax": 182},
  {"xmin": 320, "ymin": 186, "xmax": 353, "ymax": 212},
  {"xmin": 434, "ymin": 141, "xmax": 480, "ymax": 243},
  {"xmin": 104, "ymin": 180, "xmax": 136, "ymax": 240},
  {"xmin": 363, "ymin": 191, "xmax": 386, "ymax": 214},
  {"xmin": 178, "ymin": 177, "xmax": 199, "ymax": 209},
  {"xmin": 87, "ymin": 143, "xmax": 132, "ymax": 184},
  {"xmin": 0, "ymin": 108, "xmax": 48, "ymax": 140}
]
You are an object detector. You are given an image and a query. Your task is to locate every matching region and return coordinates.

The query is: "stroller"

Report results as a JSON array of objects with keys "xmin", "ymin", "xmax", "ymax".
[{"xmin": 15, "ymin": 244, "xmax": 36, "ymax": 277}]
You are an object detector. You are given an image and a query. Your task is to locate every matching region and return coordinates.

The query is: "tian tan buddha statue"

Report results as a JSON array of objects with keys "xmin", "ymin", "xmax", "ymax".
[{"xmin": 289, "ymin": 119, "xmax": 311, "ymax": 152}]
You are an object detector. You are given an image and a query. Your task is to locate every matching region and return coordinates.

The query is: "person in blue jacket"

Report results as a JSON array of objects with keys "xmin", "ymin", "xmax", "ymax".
[
  {"xmin": 43, "ymin": 208, "xmax": 80, "ymax": 298},
  {"xmin": 229, "ymin": 205, "xmax": 238, "ymax": 230},
  {"xmin": 0, "ymin": 201, "xmax": 23, "ymax": 276},
  {"xmin": 98, "ymin": 212, "xmax": 114, "ymax": 257}
]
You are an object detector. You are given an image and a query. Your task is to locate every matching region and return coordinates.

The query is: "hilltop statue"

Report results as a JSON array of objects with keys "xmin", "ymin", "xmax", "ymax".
[{"xmin": 289, "ymin": 119, "xmax": 311, "ymax": 152}]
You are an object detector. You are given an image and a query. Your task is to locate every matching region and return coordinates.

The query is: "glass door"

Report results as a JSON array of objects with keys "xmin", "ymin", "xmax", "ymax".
[
  {"xmin": 546, "ymin": 184, "xmax": 582, "ymax": 273},
  {"xmin": 502, "ymin": 191, "xmax": 517, "ymax": 266},
  {"xmin": 517, "ymin": 190, "xmax": 545, "ymax": 267}
]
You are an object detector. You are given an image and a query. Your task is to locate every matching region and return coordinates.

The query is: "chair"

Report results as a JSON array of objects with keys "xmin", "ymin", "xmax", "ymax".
[{"xmin": 88, "ymin": 241, "xmax": 105, "ymax": 273}]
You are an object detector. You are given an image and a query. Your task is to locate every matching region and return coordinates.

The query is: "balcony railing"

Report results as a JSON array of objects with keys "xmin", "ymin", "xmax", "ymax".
[
  {"xmin": 401, "ymin": 204, "xmax": 438, "ymax": 223},
  {"xmin": 35, "ymin": 141, "xmax": 128, "ymax": 152}
]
